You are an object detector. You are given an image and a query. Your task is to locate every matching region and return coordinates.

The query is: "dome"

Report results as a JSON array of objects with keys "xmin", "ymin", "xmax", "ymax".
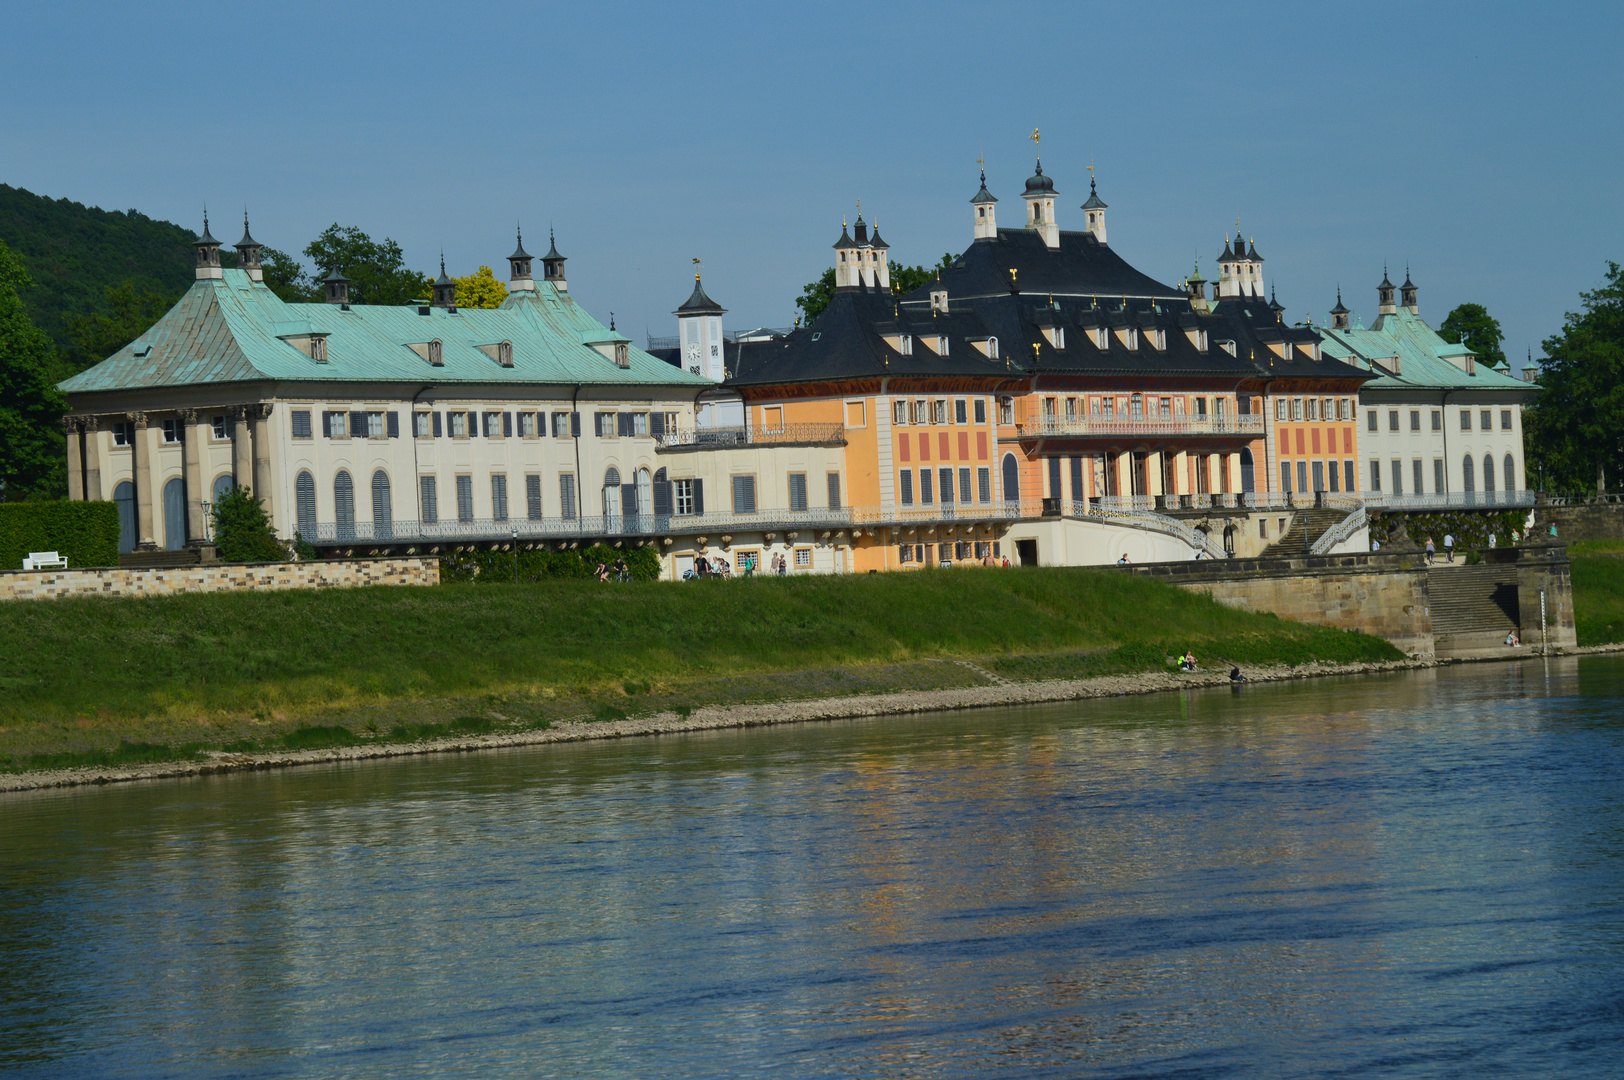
[{"xmin": 1023, "ymin": 161, "xmax": 1056, "ymax": 196}]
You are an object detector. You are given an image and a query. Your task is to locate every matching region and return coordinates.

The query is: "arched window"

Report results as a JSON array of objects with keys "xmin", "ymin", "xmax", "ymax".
[
  {"xmin": 335, "ymin": 470, "xmax": 355, "ymax": 539},
  {"xmin": 1239, "ymin": 448, "xmax": 1255, "ymax": 493},
  {"xmin": 162, "ymin": 477, "xmax": 188, "ymax": 551},
  {"xmin": 296, "ymin": 471, "xmax": 317, "ymax": 541},
  {"xmin": 1482, "ymin": 455, "xmax": 1495, "ymax": 495},
  {"xmin": 114, "ymin": 480, "xmax": 136, "ymax": 553},
  {"xmin": 1462, "ymin": 455, "xmax": 1475, "ymax": 494},
  {"xmin": 212, "ymin": 474, "xmax": 235, "ymax": 507},
  {"xmin": 1505, "ymin": 454, "xmax": 1517, "ymax": 494},
  {"xmin": 372, "ymin": 469, "xmax": 392, "ymax": 538},
  {"xmin": 603, "ymin": 466, "xmax": 621, "ymax": 522},
  {"xmin": 1002, "ymin": 453, "xmax": 1020, "ymax": 503}
]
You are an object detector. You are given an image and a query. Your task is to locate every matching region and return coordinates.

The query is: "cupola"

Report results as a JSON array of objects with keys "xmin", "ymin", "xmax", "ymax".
[
  {"xmin": 322, "ymin": 268, "xmax": 349, "ymax": 306},
  {"xmin": 541, "ymin": 228, "xmax": 568, "ymax": 291},
  {"xmin": 1268, "ymin": 284, "xmax": 1284, "ymax": 322},
  {"xmin": 1400, "ymin": 266, "xmax": 1418, "ymax": 314},
  {"xmin": 674, "ymin": 265, "xmax": 727, "ymax": 382},
  {"xmin": 1377, "ymin": 267, "xmax": 1396, "ymax": 316},
  {"xmin": 1185, "ymin": 258, "xmax": 1209, "ymax": 312},
  {"xmin": 868, "ymin": 217, "xmax": 891, "ymax": 291},
  {"xmin": 1080, "ymin": 170, "xmax": 1107, "ymax": 243},
  {"xmin": 233, "ymin": 212, "xmax": 263, "ymax": 283},
  {"xmin": 971, "ymin": 168, "xmax": 998, "ymax": 240},
  {"xmin": 431, "ymin": 255, "xmax": 456, "ymax": 309},
  {"xmin": 194, "ymin": 211, "xmax": 223, "ymax": 280},
  {"xmin": 833, "ymin": 219, "xmax": 860, "ymax": 290},
  {"xmin": 1022, "ymin": 157, "xmax": 1059, "ymax": 248},
  {"xmin": 507, "ymin": 226, "xmax": 534, "ymax": 291},
  {"xmin": 1330, "ymin": 287, "xmax": 1350, "ymax": 330}
]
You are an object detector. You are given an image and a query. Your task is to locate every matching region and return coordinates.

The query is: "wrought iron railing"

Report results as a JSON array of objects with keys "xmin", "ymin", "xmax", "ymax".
[
  {"xmin": 1017, "ymin": 415, "xmax": 1265, "ymax": 438},
  {"xmin": 1361, "ymin": 491, "xmax": 1535, "ymax": 511},
  {"xmin": 1310, "ymin": 507, "xmax": 1369, "ymax": 555},
  {"xmin": 1076, "ymin": 501, "xmax": 1226, "ymax": 558},
  {"xmin": 653, "ymin": 423, "xmax": 847, "ymax": 449}
]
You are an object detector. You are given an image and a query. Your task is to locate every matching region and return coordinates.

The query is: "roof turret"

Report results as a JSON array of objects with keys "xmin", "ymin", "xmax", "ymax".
[
  {"xmin": 1217, "ymin": 234, "xmax": 1240, "ymax": 263},
  {"xmin": 194, "ymin": 210, "xmax": 223, "ymax": 279},
  {"xmin": 1248, "ymin": 237, "xmax": 1263, "ymax": 262},
  {"xmin": 431, "ymin": 254, "xmax": 455, "ymax": 309},
  {"xmin": 1080, "ymin": 175, "xmax": 1107, "ymax": 210},
  {"xmin": 1268, "ymin": 285, "xmax": 1284, "ymax": 316},
  {"xmin": 674, "ymin": 273, "xmax": 726, "ymax": 316},
  {"xmin": 541, "ymin": 228, "xmax": 567, "ymax": 287},
  {"xmin": 869, "ymin": 219, "xmax": 888, "ymax": 250},
  {"xmin": 1330, "ymin": 287, "xmax": 1349, "ymax": 315},
  {"xmin": 233, "ymin": 211, "xmax": 263, "ymax": 277},
  {"xmin": 509, "ymin": 227, "xmax": 531, "ymax": 261},
  {"xmin": 833, "ymin": 222, "xmax": 857, "ymax": 250},
  {"xmin": 971, "ymin": 169, "xmax": 997, "ymax": 205},
  {"xmin": 1023, "ymin": 159, "xmax": 1056, "ymax": 196}
]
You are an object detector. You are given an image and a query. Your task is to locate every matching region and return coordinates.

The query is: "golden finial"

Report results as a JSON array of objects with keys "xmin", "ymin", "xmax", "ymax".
[
  {"xmin": 1088, "ymin": 158, "xmax": 1095, "ymax": 180},
  {"xmin": 1030, "ymin": 127, "xmax": 1040, "ymax": 150},
  {"xmin": 692, "ymin": 256, "xmax": 701, "ymax": 281}
]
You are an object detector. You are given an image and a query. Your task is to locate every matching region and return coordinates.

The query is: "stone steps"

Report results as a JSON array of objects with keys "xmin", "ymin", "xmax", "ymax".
[
  {"xmin": 1428, "ymin": 564, "xmax": 1519, "ymax": 634},
  {"xmin": 1268, "ymin": 508, "xmax": 1349, "ymax": 556}
]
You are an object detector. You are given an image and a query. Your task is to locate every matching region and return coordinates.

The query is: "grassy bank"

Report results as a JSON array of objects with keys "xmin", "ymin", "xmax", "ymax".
[
  {"xmin": 1571, "ymin": 553, "xmax": 1624, "ymax": 645},
  {"xmin": 0, "ymin": 568, "xmax": 1400, "ymax": 772}
]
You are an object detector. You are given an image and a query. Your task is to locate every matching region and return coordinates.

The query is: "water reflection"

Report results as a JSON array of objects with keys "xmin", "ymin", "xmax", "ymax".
[{"xmin": 2, "ymin": 658, "xmax": 1622, "ymax": 1078}]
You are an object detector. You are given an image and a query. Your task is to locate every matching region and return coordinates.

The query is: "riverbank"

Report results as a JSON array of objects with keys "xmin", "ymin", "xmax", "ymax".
[
  {"xmin": 11, "ymin": 646, "xmax": 1621, "ymax": 794},
  {"xmin": 0, "ymin": 568, "xmax": 1400, "ymax": 774}
]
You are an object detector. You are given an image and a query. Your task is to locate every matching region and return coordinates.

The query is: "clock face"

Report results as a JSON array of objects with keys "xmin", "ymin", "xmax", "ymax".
[{"xmin": 686, "ymin": 342, "xmax": 701, "ymax": 363}]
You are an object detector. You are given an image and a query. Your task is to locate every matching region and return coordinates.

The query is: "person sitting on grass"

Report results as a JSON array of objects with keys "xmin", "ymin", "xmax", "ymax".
[
  {"xmin": 1179, "ymin": 650, "xmax": 1197, "ymax": 672},
  {"xmin": 1230, "ymin": 666, "xmax": 1245, "ymax": 682}
]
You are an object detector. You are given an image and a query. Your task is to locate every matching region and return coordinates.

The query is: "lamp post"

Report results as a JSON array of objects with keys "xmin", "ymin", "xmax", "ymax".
[{"xmin": 512, "ymin": 527, "xmax": 519, "ymax": 584}]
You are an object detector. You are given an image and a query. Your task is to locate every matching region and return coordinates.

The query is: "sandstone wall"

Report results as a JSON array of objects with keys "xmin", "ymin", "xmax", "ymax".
[{"xmin": 0, "ymin": 557, "xmax": 440, "ymax": 602}]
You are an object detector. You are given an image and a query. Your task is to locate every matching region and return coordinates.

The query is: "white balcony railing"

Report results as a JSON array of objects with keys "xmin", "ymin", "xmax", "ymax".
[
  {"xmin": 654, "ymin": 423, "xmax": 846, "ymax": 450},
  {"xmin": 1017, "ymin": 415, "xmax": 1265, "ymax": 438},
  {"xmin": 1360, "ymin": 491, "xmax": 1535, "ymax": 512}
]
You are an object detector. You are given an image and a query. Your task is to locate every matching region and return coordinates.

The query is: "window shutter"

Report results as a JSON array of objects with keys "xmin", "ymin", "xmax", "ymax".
[
  {"xmin": 503, "ymin": 412, "xmax": 513, "ymax": 438},
  {"xmin": 653, "ymin": 476, "xmax": 672, "ymax": 516},
  {"xmin": 621, "ymin": 483, "xmax": 637, "ymax": 518},
  {"xmin": 433, "ymin": 411, "xmax": 443, "ymax": 437},
  {"xmin": 387, "ymin": 412, "xmax": 399, "ymax": 438},
  {"xmin": 351, "ymin": 411, "xmax": 367, "ymax": 437},
  {"xmin": 526, "ymin": 474, "xmax": 542, "ymax": 520},
  {"xmin": 618, "ymin": 413, "xmax": 633, "ymax": 438},
  {"xmin": 570, "ymin": 411, "xmax": 581, "ymax": 438},
  {"xmin": 692, "ymin": 478, "xmax": 704, "ymax": 515},
  {"xmin": 468, "ymin": 410, "xmax": 479, "ymax": 436},
  {"xmin": 321, "ymin": 411, "xmax": 332, "ymax": 437},
  {"xmin": 650, "ymin": 412, "xmax": 666, "ymax": 436},
  {"xmin": 788, "ymin": 473, "xmax": 807, "ymax": 511},
  {"xmin": 826, "ymin": 472, "xmax": 841, "ymax": 509}
]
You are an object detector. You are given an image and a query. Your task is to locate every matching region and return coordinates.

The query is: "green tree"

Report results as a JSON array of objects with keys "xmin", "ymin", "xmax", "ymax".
[
  {"xmin": 0, "ymin": 239, "xmax": 67, "ymax": 500},
  {"xmin": 1439, "ymin": 302, "xmax": 1507, "ymax": 368},
  {"xmin": 61, "ymin": 279, "xmax": 177, "ymax": 369},
  {"xmin": 1524, "ymin": 262, "xmax": 1624, "ymax": 496},
  {"xmin": 795, "ymin": 254, "xmax": 957, "ymax": 325},
  {"xmin": 303, "ymin": 224, "xmax": 431, "ymax": 307},
  {"xmin": 453, "ymin": 265, "xmax": 508, "ymax": 309},
  {"xmin": 211, "ymin": 485, "xmax": 289, "ymax": 561},
  {"xmin": 260, "ymin": 246, "xmax": 315, "ymax": 303}
]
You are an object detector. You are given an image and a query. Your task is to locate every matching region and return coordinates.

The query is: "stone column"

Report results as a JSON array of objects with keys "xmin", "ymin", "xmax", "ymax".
[
  {"xmin": 251, "ymin": 403, "xmax": 275, "ymax": 524},
  {"xmin": 82, "ymin": 417, "xmax": 103, "ymax": 501},
  {"xmin": 232, "ymin": 405, "xmax": 253, "ymax": 491},
  {"xmin": 130, "ymin": 412, "xmax": 157, "ymax": 550},
  {"xmin": 181, "ymin": 409, "xmax": 208, "ymax": 542},
  {"xmin": 64, "ymin": 417, "xmax": 84, "ymax": 501}
]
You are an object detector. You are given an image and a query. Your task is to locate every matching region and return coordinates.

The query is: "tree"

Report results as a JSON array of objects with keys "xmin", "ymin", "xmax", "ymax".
[
  {"xmin": 260, "ymin": 246, "xmax": 315, "ymax": 303},
  {"xmin": 1439, "ymin": 302, "xmax": 1507, "ymax": 368},
  {"xmin": 795, "ymin": 254, "xmax": 957, "ymax": 325},
  {"xmin": 453, "ymin": 265, "xmax": 508, "ymax": 309},
  {"xmin": 0, "ymin": 238, "xmax": 67, "ymax": 500},
  {"xmin": 62, "ymin": 279, "xmax": 177, "ymax": 369},
  {"xmin": 1524, "ymin": 262, "xmax": 1624, "ymax": 496},
  {"xmin": 302, "ymin": 224, "xmax": 431, "ymax": 307},
  {"xmin": 211, "ymin": 485, "xmax": 290, "ymax": 561}
]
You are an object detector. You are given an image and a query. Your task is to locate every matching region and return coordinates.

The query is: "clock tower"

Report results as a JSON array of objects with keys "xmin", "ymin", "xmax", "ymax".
[{"xmin": 673, "ymin": 262, "xmax": 727, "ymax": 382}]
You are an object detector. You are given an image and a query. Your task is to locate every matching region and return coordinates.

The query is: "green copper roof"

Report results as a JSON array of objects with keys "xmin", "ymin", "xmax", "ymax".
[
  {"xmin": 1315, "ymin": 306, "xmax": 1531, "ymax": 394},
  {"xmin": 60, "ymin": 269, "xmax": 708, "ymax": 394}
]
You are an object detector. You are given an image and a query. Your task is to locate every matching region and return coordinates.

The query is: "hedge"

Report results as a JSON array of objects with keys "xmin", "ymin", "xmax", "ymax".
[
  {"xmin": 0, "ymin": 501, "xmax": 120, "ymax": 570},
  {"xmin": 440, "ymin": 543, "xmax": 661, "ymax": 584}
]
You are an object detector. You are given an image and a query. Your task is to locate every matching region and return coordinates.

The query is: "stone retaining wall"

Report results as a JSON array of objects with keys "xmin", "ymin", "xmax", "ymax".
[{"xmin": 0, "ymin": 556, "xmax": 440, "ymax": 602}]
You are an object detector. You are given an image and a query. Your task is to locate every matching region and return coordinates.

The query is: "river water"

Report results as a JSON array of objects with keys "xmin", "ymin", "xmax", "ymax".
[{"xmin": 3, "ymin": 658, "xmax": 1623, "ymax": 1078}]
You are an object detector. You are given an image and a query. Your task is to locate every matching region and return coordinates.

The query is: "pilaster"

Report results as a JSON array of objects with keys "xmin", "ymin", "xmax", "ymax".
[
  {"xmin": 182, "ymin": 409, "xmax": 208, "ymax": 543},
  {"xmin": 64, "ymin": 417, "xmax": 84, "ymax": 501},
  {"xmin": 131, "ymin": 412, "xmax": 157, "ymax": 551},
  {"xmin": 82, "ymin": 417, "xmax": 103, "ymax": 501},
  {"xmin": 251, "ymin": 403, "xmax": 275, "ymax": 524},
  {"xmin": 232, "ymin": 405, "xmax": 253, "ymax": 490}
]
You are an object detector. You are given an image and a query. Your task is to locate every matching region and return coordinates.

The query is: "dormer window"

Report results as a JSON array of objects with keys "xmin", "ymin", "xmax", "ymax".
[
  {"xmin": 311, "ymin": 336, "xmax": 327, "ymax": 363},
  {"xmin": 1149, "ymin": 328, "xmax": 1165, "ymax": 351},
  {"xmin": 1219, "ymin": 339, "xmax": 1237, "ymax": 357},
  {"xmin": 1093, "ymin": 327, "xmax": 1108, "ymax": 349},
  {"xmin": 427, "ymin": 339, "xmax": 442, "ymax": 366},
  {"xmin": 900, "ymin": 334, "xmax": 913, "ymax": 356},
  {"xmin": 497, "ymin": 341, "xmax": 513, "ymax": 367},
  {"xmin": 615, "ymin": 343, "xmax": 629, "ymax": 368},
  {"xmin": 987, "ymin": 336, "xmax": 998, "ymax": 359}
]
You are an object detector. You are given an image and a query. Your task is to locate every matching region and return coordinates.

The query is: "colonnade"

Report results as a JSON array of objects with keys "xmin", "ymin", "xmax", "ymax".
[{"xmin": 64, "ymin": 405, "xmax": 274, "ymax": 551}]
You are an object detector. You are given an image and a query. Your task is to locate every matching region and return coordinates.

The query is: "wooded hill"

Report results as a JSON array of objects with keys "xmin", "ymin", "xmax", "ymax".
[{"xmin": 0, "ymin": 184, "xmax": 198, "ymax": 361}]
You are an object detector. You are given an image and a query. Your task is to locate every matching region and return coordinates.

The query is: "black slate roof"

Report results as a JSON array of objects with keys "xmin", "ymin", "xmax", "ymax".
[
  {"xmin": 899, "ymin": 227, "xmax": 1183, "ymax": 304},
  {"xmin": 675, "ymin": 276, "xmax": 726, "ymax": 315}
]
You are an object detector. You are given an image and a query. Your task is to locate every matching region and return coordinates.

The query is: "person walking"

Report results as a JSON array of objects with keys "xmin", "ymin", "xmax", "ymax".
[
  {"xmin": 1424, "ymin": 536, "xmax": 1435, "ymax": 564},
  {"xmin": 1443, "ymin": 533, "xmax": 1455, "ymax": 562},
  {"xmin": 612, "ymin": 556, "xmax": 628, "ymax": 582}
]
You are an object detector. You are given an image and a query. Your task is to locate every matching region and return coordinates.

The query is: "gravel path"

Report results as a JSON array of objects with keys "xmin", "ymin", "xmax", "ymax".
[{"xmin": 3, "ymin": 648, "xmax": 1613, "ymax": 794}]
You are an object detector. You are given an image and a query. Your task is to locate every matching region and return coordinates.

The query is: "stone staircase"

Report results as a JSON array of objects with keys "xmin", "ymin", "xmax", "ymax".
[
  {"xmin": 1268, "ymin": 507, "xmax": 1349, "ymax": 556},
  {"xmin": 1428, "ymin": 563, "xmax": 1520, "ymax": 657}
]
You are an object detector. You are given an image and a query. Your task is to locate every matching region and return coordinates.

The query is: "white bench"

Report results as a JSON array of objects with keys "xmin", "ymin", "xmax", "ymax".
[{"xmin": 22, "ymin": 551, "xmax": 68, "ymax": 570}]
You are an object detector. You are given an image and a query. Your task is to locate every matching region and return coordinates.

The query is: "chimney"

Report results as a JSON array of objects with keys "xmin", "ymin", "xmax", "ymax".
[
  {"xmin": 194, "ymin": 211, "xmax": 223, "ymax": 281},
  {"xmin": 234, "ymin": 212, "xmax": 263, "ymax": 283}
]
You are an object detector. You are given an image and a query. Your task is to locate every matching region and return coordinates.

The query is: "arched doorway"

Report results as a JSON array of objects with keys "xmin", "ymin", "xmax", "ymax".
[
  {"xmin": 1462, "ymin": 455, "xmax": 1475, "ymax": 494},
  {"xmin": 1002, "ymin": 453, "xmax": 1020, "ymax": 503},
  {"xmin": 114, "ymin": 481, "xmax": 136, "ymax": 553},
  {"xmin": 335, "ymin": 470, "xmax": 355, "ymax": 540},
  {"xmin": 1505, "ymin": 454, "xmax": 1517, "ymax": 494},
  {"xmin": 1482, "ymin": 455, "xmax": 1495, "ymax": 496},
  {"xmin": 603, "ymin": 467, "xmax": 621, "ymax": 525},
  {"xmin": 296, "ymin": 471, "xmax": 317, "ymax": 541},
  {"xmin": 162, "ymin": 477, "xmax": 187, "ymax": 550},
  {"xmin": 372, "ymin": 470, "xmax": 392, "ymax": 539}
]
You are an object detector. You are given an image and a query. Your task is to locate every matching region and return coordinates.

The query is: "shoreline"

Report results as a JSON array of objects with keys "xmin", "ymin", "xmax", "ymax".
[{"xmin": 9, "ymin": 644, "xmax": 1621, "ymax": 795}]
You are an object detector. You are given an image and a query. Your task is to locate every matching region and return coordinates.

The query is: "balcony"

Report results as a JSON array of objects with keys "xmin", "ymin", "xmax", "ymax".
[
  {"xmin": 654, "ymin": 423, "xmax": 847, "ymax": 451},
  {"xmin": 1360, "ymin": 491, "xmax": 1535, "ymax": 512},
  {"xmin": 1016, "ymin": 415, "xmax": 1265, "ymax": 439}
]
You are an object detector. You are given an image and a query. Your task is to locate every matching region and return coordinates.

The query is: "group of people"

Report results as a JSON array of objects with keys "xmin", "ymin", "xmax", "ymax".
[
  {"xmin": 1175, "ymin": 649, "xmax": 1247, "ymax": 683},
  {"xmin": 683, "ymin": 553, "xmax": 732, "ymax": 580},
  {"xmin": 593, "ymin": 557, "xmax": 632, "ymax": 583}
]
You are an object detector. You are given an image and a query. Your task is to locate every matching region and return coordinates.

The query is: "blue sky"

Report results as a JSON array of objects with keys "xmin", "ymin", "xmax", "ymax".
[{"xmin": 4, "ymin": 2, "xmax": 1620, "ymax": 369}]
